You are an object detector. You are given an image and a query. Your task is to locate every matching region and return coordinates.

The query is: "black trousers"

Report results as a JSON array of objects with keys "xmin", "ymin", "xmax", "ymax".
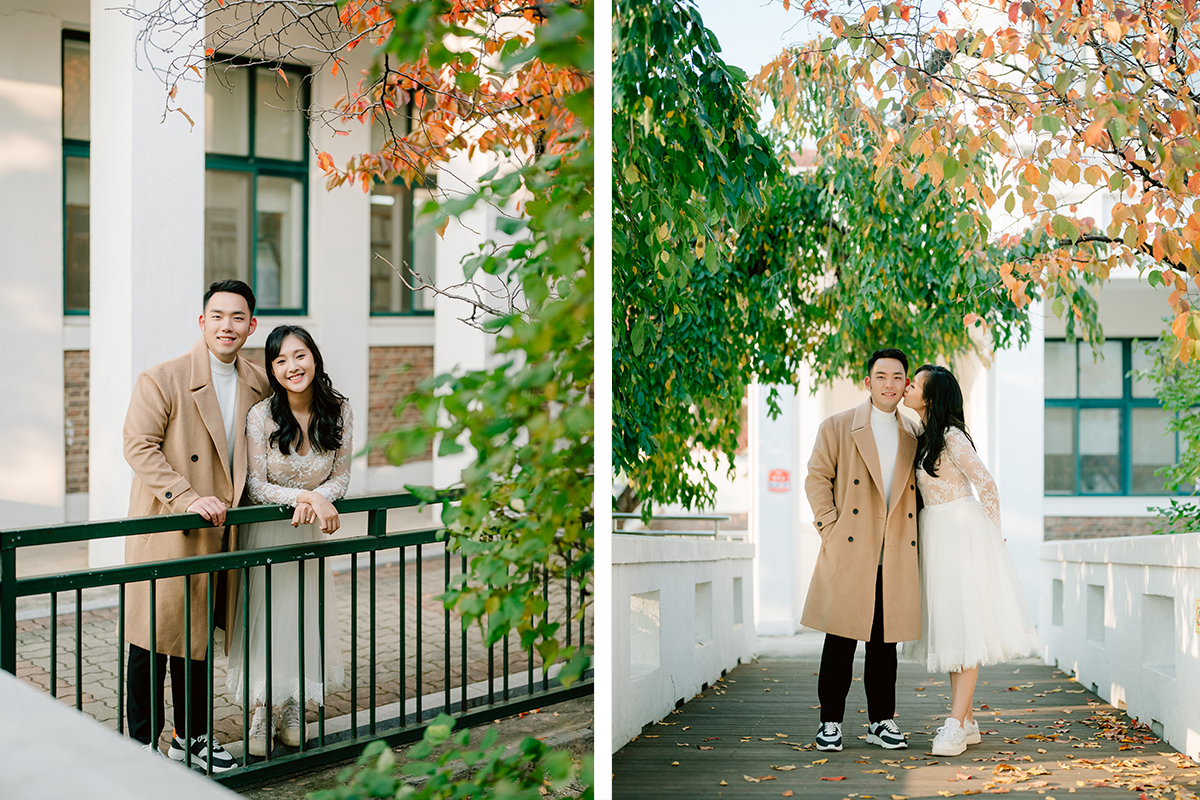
[
  {"xmin": 817, "ymin": 565, "xmax": 897, "ymax": 723},
  {"xmin": 126, "ymin": 643, "xmax": 209, "ymax": 744}
]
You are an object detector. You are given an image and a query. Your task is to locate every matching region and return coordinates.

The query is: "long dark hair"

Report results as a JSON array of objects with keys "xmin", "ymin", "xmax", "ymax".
[
  {"xmin": 264, "ymin": 325, "xmax": 347, "ymax": 455},
  {"xmin": 914, "ymin": 364, "xmax": 975, "ymax": 477}
]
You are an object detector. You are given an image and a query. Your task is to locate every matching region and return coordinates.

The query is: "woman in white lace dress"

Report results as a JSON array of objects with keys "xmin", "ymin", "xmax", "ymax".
[
  {"xmin": 901, "ymin": 365, "xmax": 1038, "ymax": 757},
  {"xmin": 226, "ymin": 325, "xmax": 350, "ymax": 756}
]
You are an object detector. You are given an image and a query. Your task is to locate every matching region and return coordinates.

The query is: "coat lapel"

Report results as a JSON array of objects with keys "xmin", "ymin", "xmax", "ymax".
[
  {"xmin": 189, "ymin": 338, "xmax": 232, "ymax": 490},
  {"xmin": 232, "ymin": 356, "xmax": 264, "ymax": 503},
  {"xmin": 888, "ymin": 419, "xmax": 917, "ymax": 515},
  {"xmin": 850, "ymin": 401, "xmax": 886, "ymax": 504}
]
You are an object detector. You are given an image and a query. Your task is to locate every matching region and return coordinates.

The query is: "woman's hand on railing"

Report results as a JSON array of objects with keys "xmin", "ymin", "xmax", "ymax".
[{"xmin": 296, "ymin": 492, "xmax": 340, "ymax": 534}]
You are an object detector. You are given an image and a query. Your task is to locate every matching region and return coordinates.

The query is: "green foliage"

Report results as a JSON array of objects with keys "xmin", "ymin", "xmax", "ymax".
[
  {"xmin": 1132, "ymin": 330, "xmax": 1200, "ymax": 532},
  {"xmin": 373, "ymin": 0, "xmax": 592, "ymax": 683},
  {"xmin": 613, "ymin": 0, "xmax": 1075, "ymax": 512},
  {"xmin": 309, "ymin": 714, "xmax": 593, "ymax": 800}
]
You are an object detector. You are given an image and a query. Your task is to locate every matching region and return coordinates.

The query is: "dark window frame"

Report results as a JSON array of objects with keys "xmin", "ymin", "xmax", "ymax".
[
  {"xmin": 1045, "ymin": 337, "xmax": 1187, "ymax": 497},
  {"xmin": 62, "ymin": 29, "xmax": 90, "ymax": 316},
  {"xmin": 369, "ymin": 174, "xmax": 437, "ymax": 317},
  {"xmin": 205, "ymin": 56, "xmax": 310, "ymax": 316}
]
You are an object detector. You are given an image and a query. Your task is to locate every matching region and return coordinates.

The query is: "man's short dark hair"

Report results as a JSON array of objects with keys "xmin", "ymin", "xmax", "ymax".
[
  {"xmin": 203, "ymin": 280, "xmax": 256, "ymax": 316},
  {"xmin": 867, "ymin": 348, "xmax": 909, "ymax": 375}
]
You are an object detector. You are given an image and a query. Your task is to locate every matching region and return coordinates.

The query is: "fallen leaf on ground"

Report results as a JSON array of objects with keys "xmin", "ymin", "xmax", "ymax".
[
  {"xmin": 698, "ymin": 746, "xmax": 714, "ymax": 750},
  {"xmin": 820, "ymin": 776, "xmax": 847, "ymax": 781},
  {"xmin": 782, "ymin": 792, "xmax": 793, "ymax": 798},
  {"xmin": 812, "ymin": 758, "xmax": 828, "ymax": 765},
  {"xmin": 771, "ymin": 765, "xmax": 796, "ymax": 771},
  {"xmin": 670, "ymin": 761, "xmax": 679, "ymax": 766}
]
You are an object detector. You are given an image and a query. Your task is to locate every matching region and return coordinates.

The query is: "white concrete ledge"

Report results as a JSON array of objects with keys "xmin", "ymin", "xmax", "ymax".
[
  {"xmin": 1040, "ymin": 532, "xmax": 1200, "ymax": 760},
  {"xmin": 612, "ymin": 534, "xmax": 757, "ymax": 753},
  {"xmin": 0, "ymin": 669, "xmax": 235, "ymax": 799}
]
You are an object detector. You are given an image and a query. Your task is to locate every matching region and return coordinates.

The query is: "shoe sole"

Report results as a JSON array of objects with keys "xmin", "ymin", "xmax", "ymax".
[
  {"xmin": 167, "ymin": 750, "xmax": 239, "ymax": 773},
  {"xmin": 278, "ymin": 729, "xmax": 302, "ymax": 747},
  {"xmin": 865, "ymin": 733, "xmax": 908, "ymax": 749},
  {"xmin": 931, "ymin": 743, "xmax": 967, "ymax": 756},
  {"xmin": 965, "ymin": 733, "xmax": 982, "ymax": 745},
  {"xmin": 815, "ymin": 742, "xmax": 843, "ymax": 751},
  {"xmin": 248, "ymin": 738, "xmax": 269, "ymax": 757}
]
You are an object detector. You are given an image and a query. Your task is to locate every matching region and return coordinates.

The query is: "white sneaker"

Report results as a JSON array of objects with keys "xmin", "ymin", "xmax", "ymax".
[
  {"xmin": 963, "ymin": 718, "xmax": 982, "ymax": 745},
  {"xmin": 248, "ymin": 705, "xmax": 273, "ymax": 757},
  {"xmin": 931, "ymin": 717, "xmax": 967, "ymax": 756},
  {"xmin": 278, "ymin": 697, "xmax": 303, "ymax": 747}
]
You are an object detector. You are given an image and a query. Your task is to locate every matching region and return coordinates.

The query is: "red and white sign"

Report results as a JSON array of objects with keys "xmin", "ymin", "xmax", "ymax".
[{"xmin": 767, "ymin": 469, "xmax": 791, "ymax": 493}]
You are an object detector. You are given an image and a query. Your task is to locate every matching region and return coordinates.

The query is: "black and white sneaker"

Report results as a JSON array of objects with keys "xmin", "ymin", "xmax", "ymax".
[
  {"xmin": 815, "ymin": 721, "xmax": 843, "ymax": 751},
  {"xmin": 866, "ymin": 719, "xmax": 908, "ymax": 749},
  {"xmin": 167, "ymin": 731, "xmax": 239, "ymax": 773}
]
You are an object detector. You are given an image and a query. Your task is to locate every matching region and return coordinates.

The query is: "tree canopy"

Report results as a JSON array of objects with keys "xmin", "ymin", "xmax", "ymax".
[{"xmin": 613, "ymin": 0, "xmax": 1076, "ymax": 511}]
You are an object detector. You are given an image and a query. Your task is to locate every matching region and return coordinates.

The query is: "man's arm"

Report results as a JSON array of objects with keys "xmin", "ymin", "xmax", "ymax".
[
  {"xmin": 123, "ymin": 372, "xmax": 222, "ymax": 523},
  {"xmin": 804, "ymin": 419, "xmax": 840, "ymax": 532}
]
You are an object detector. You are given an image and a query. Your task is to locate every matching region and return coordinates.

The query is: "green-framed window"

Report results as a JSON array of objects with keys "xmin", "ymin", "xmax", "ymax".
[
  {"xmin": 63, "ymin": 30, "xmax": 90, "ymax": 314},
  {"xmin": 204, "ymin": 60, "xmax": 309, "ymax": 314},
  {"xmin": 1044, "ymin": 338, "xmax": 1189, "ymax": 496},
  {"xmin": 368, "ymin": 113, "xmax": 435, "ymax": 315}
]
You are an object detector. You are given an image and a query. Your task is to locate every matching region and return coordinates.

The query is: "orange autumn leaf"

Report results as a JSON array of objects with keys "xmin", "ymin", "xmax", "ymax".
[{"xmin": 821, "ymin": 776, "xmax": 848, "ymax": 781}]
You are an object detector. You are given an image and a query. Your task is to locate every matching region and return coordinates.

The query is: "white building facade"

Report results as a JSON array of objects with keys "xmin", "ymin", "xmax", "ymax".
[{"xmin": 0, "ymin": 0, "xmax": 501, "ymax": 562}]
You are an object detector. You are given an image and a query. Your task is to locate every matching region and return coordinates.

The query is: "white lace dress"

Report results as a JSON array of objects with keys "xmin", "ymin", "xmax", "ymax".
[
  {"xmin": 902, "ymin": 427, "xmax": 1039, "ymax": 673},
  {"xmin": 225, "ymin": 399, "xmax": 350, "ymax": 706}
]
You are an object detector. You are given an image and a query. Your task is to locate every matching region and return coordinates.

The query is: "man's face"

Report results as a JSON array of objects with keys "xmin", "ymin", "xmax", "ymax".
[
  {"xmin": 865, "ymin": 357, "xmax": 909, "ymax": 413},
  {"xmin": 199, "ymin": 292, "xmax": 256, "ymax": 363}
]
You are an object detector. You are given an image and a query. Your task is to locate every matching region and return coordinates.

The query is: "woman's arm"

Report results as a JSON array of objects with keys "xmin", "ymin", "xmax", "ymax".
[
  {"xmin": 946, "ymin": 427, "xmax": 1002, "ymax": 533},
  {"xmin": 246, "ymin": 402, "xmax": 307, "ymax": 507}
]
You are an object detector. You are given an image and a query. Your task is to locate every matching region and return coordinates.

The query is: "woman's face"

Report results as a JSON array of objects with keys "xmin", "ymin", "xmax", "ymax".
[
  {"xmin": 271, "ymin": 334, "xmax": 315, "ymax": 397},
  {"xmin": 903, "ymin": 370, "xmax": 927, "ymax": 415}
]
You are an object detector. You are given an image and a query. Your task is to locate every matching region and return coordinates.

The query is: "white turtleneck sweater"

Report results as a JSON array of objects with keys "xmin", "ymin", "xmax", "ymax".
[
  {"xmin": 209, "ymin": 351, "xmax": 239, "ymax": 475},
  {"xmin": 871, "ymin": 403, "xmax": 899, "ymax": 565}
]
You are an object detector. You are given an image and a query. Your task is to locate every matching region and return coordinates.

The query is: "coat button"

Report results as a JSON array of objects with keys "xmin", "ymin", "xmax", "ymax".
[
  {"xmin": 191, "ymin": 454, "xmax": 199, "ymax": 462},
  {"xmin": 909, "ymin": 512, "xmax": 914, "ymax": 518},
  {"xmin": 165, "ymin": 491, "xmax": 172, "ymax": 499},
  {"xmin": 852, "ymin": 508, "xmax": 859, "ymax": 514},
  {"xmin": 911, "ymin": 540, "xmax": 916, "ymax": 546},
  {"xmin": 854, "ymin": 479, "xmax": 859, "ymax": 485},
  {"xmin": 911, "ymin": 484, "xmax": 915, "ymax": 490},
  {"xmin": 848, "ymin": 536, "xmax": 854, "ymax": 542},
  {"xmin": 816, "ymin": 521, "xmax": 822, "ymax": 528}
]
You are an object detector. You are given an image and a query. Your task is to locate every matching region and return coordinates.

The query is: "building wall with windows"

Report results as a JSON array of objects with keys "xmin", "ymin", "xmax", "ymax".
[{"xmin": 0, "ymin": 1, "xmax": 503, "ymax": 562}]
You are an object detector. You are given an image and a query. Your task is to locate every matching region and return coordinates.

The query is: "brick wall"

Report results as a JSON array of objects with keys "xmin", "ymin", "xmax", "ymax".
[
  {"xmin": 64, "ymin": 350, "xmax": 89, "ymax": 494},
  {"xmin": 368, "ymin": 346, "xmax": 435, "ymax": 467},
  {"xmin": 1043, "ymin": 516, "xmax": 1158, "ymax": 540}
]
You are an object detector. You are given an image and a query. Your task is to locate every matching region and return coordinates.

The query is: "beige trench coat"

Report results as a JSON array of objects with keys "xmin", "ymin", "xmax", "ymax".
[
  {"xmin": 800, "ymin": 400, "xmax": 922, "ymax": 643},
  {"xmin": 122, "ymin": 337, "xmax": 271, "ymax": 659}
]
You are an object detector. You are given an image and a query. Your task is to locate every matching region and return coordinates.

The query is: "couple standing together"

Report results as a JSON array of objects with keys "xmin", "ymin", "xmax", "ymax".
[
  {"xmin": 803, "ymin": 349, "xmax": 1039, "ymax": 756},
  {"xmin": 123, "ymin": 279, "xmax": 351, "ymax": 771}
]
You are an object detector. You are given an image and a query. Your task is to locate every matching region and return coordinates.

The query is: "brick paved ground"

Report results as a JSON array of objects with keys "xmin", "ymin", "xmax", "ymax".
[{"xmin": 14, "ymin": 555, "xmax": 592, "ymax": 752}]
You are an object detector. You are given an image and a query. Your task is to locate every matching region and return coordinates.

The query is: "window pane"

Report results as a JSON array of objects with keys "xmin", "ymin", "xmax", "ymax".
[
  {"xmin": 255, "ymin": 68, "xmax": 303, "ymax": 161},
  {"xmin": 1079, "ymin": 340, "xmax": 1123, "ymax": 398},
  {"xmin": 1131, "ymin": 340, "xmax": 1160, "ymax": 399},
  {"xmin": 205, "ymin": 66, "xmax": 249, "ymax": 156},
  {"xmin": 369, "ymin": 110, "xmax": 412, "ymax": 154},
  {"xmin": 205, "ymin": 171, "xmax": 252, "ymax": 286},
  {"xmin": 63, "ymin": 38, "xmax": 90, "ymax": 141},
  {"xmin": 1079, "ymin": 408, "xmax": 1122, "ymax": 493},
  {"xmin": 411, "ymin": 185, "xmax": 436, "ymax": 311},
  {"xmin": 65, "ymin": 157, "xmax": 89, "ymax": 311},
  {"xmin": 370, "ymin": 190, "xmax": 401, "ymax": 312},
  {"xmin": 1131, "ymin": 408, "xmax": 1175, "ymax": 494},
  {"xmin": 1045, "ymin": 341, "xmax": 1076, "ymax": 399},
  {"xmin": 1045, "ymin": 407, "xmax": 1076, "ymax": 494},
  {"xmin": 256, "ymin": 175, "xmax": 304, "ymax": 309}
]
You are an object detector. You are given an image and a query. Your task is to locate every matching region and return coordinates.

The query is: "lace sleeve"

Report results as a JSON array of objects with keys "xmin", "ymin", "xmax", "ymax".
[
  {"xmin": 945, "ymin": 427, "xmax": 1002, "ymax": 533},
  {"xmin": 312, "ymin": 404, "xmax": 353, "ymax": 503},
  {"xmin": 246, "ymin": 401, "xmax": 305, "ymax": 507}
]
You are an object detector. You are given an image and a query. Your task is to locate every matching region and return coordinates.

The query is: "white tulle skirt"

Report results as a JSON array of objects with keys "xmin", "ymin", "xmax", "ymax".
[
  {"xmin": 225, "ymin": 520, "xmax": 345, "ymax": 706},
  {"xmin": 902, "ymin": 496, "xmax": 1039, "ymax": 673}
]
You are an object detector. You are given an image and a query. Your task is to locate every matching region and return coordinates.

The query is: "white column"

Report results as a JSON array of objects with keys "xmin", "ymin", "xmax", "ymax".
[
  {"xmin": 991, "ymin": 303, "xmax": 1046, "ymax": 619},
  {"xmin": 88, "ymin": 0, "xmax": 206, "ymax": 566},
  {"xmin": 0, "ymin": 11, "xmax": 66, "ymax": 528},
  {"xmin": 753, "ymin": 382, "xmax": 803, "ymax": 636},
  {"xmin": 431, "ymin": 150, "xmax": 492, "ymax": 490}
]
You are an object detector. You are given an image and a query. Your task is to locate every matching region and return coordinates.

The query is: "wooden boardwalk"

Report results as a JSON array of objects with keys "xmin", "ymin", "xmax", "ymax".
[{"xmin": 613, "ymin": 633, "xmax": 1200, "ymax": 799}]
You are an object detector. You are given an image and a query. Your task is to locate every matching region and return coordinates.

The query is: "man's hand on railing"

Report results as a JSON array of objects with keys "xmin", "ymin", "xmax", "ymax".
[
  {"xmin": 186, "ymin": 496, "xmax": 227, "ymax": 527},
  {"xmin": 296, "ymin": 492, "xmax": 340, "ymax": 534}
]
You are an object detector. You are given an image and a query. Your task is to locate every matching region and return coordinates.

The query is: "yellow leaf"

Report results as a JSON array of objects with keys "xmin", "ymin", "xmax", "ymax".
[
  {"xmin": 436, "ymin": 216, "xmax": 450, "ymax": 239},
  {"xmin": 831, "ymin": 15, "xmax": 845, "ymax": 36},
  {"xmin": 1104, "ymin": 19, "xmax": 1123, "ymax": 43}
]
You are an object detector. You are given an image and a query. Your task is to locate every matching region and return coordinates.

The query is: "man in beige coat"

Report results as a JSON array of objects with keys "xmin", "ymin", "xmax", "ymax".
[
  {"xmin": 802, "ymin": 348, "xmax": 921, "ymax": 753},
  {"xmin": 123, "ymin": 280, "xmax": 270, "ymax": 770}
]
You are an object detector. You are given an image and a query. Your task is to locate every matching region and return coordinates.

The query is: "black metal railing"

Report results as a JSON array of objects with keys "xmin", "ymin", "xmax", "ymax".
[{"xmin": 0, "ymin": 492, "xmax": 592, "ymax": 787}]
